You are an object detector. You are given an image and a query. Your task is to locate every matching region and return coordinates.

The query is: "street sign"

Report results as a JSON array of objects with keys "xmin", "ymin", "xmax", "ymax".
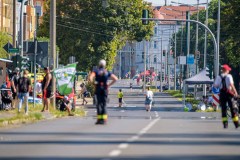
[
  {"xmin": 3, "ymin": 42, "xmax": 13, "ymax": 53},
  {"xmin": 9, "ymin": 48, "xmax": 19, "ymax": 53},
  {"xmin": 187, "ymin": 54, "xmax": 194, "ymax": 65},
  {"xmin": 179, "ymin": 56, "xmax": 186, "ymax": 65}
]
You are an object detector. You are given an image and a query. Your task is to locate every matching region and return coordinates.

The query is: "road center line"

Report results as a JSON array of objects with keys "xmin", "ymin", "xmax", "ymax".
[
  {"xmin": 108, "ymin": 118, "xmax": 159, "ymax": 158},
  {"xmin": 109, "ymin": 150, "xmax": 122, "ymax": 157}
]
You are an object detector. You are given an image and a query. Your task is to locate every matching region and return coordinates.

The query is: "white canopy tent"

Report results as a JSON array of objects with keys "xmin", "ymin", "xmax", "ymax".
[{"xmin": 183, "ymin": 68, "xmax": 214, "ymax": 107}]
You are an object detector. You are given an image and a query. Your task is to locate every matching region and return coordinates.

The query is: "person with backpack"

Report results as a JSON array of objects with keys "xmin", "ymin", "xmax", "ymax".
[
  {"xmin": 213, "ymin": 64, "xmax": 239, "ymax": 129},
  {"xmin": 89, "ymin": 59, "xmax": 118, "ymax": 125},
  {"xmin": 17, "ymin": 70, "xmax": 31, "ymax": 114},
  {"xmin": 118, "ymin": 89, "xmax": 124, "ymax": 107}
]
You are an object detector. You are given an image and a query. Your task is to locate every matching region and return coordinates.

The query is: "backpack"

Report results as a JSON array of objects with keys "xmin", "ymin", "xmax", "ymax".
[
  {"xmin": 18, "ymin": 77, "xmax": 29, "ymax": 93},
  {"xmin": 220, "ymin": 75, "xmax": 234, "ymax": 96}
]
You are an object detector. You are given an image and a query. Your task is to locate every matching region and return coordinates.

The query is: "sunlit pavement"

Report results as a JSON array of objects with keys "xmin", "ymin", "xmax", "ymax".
[{"xmin": 0, "ymin": 79, "xmax": 239, "ymax": 160}]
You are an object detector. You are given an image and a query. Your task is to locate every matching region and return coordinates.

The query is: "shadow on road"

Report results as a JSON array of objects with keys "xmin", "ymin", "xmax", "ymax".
[{"xmin": 1, "ymin": 155, "xmax": 240, "ymax": 160}]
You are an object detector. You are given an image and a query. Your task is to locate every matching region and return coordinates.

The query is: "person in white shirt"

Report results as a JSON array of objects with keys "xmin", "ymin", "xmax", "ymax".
[
  {"xmin": 213, "ymin": 64, "xmax": 238, "ymax": 129},
  {"xmin": 145, "ymin": 87, "xmax": 154, "ymax": 112}
]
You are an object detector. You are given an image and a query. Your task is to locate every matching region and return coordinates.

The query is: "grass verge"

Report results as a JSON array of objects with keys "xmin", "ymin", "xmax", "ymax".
[{"xmin": 0, "ymin": 103, "xmax": 85, "ymax": 128}]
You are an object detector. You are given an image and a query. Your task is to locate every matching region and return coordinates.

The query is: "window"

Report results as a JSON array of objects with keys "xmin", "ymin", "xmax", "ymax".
[
  {"xmin": 154, "ymin": 41, "xmax": 157, "ymax": 49},
  {"xmin": 154, "ymin": 27, "xmax": 157, "ymax": 35},
  {"xmin": 142, "ymin": 52, "xmax": 144, "ymax": 60},
  {"xmin": 154, "ymin": 55, "xmax": 157, "ymax": 63}
]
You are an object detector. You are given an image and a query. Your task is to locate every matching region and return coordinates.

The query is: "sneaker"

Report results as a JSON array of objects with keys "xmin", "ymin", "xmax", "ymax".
[
  {"xmin": 95, "ymin": 120, "xmax": 105, "ymax": 125},
  {"xmin": 234, "ymin": 122, "xmax": 239, "ymax": 129}
]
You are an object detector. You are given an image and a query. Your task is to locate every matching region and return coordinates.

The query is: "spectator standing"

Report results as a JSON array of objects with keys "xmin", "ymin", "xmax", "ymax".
[
  {"xmin": 80, "ymin": 83, "xmax": 88, "ymax": 105},
  {"xmin": 11, "ymin": 67, "xmax": 20, "ymax": 109},
  {"xmin": 17, "ymin": 70, "xmax": 31, "ymax": 114},
  {"xmin": 41, "ymin": 67, "xmax": 52, "ymax": 112}
]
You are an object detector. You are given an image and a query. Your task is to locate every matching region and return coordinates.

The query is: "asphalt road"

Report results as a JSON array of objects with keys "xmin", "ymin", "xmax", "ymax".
[{"xmin": 0, "ymin": 79, "xmax": 239, "ymax": 160}]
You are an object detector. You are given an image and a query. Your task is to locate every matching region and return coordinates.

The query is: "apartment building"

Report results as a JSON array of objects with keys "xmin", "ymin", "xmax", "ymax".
[{"xmin": 0, "ymin": 0, "xmax": 45, "ymax": 41}]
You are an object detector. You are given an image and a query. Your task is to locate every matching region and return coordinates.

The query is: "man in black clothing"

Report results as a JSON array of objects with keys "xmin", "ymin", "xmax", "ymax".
[
  {"xmin": 41, "ymin": 67, "xmax": 52, "ymax": 112},
  {"xmin": 11, "ymin": 67, "xmax": 20, "ymax": 109},
  {"xmin": 89, "ymin": 59, "xmax": 118, "ymax": 125}
]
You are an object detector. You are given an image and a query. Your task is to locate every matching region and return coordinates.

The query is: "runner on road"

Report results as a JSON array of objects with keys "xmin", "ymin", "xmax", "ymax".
[
  {"xmin": 89, "ymin": 59, "xmax": 118, "ymax": 125},
  {"xmin": 118, "ymin": 89, "xmax": 123, "ymax": 107},
  {"xmin": 213, "ymin": 64, "xmax": 239, "ymax": 129}
]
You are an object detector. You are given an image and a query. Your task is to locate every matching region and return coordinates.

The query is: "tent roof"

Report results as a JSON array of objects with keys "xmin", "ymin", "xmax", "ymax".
[{"xmin": 185, "ymin": 68, "xmax": 213, "ymax": 84}]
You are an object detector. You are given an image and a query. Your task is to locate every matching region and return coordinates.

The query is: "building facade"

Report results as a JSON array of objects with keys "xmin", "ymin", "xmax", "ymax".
[
  {"xmin": 113, "ymin": 5, "xmax": 204, "ymax": 79},
  {"xmin": 0, "ymin": 0, "xmax": 45, "ymax": 42}
]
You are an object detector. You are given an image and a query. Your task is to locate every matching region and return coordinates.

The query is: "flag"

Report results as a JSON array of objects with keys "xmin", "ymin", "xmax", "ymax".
[{"xmin": 53, "ymin": 63, "xmax": 77, "ymax": 95}]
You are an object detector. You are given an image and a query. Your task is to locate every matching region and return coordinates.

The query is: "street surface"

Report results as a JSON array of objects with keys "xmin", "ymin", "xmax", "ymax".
[{"xmin": 0, "ymin": 79, "xmax": 240, "ymax": 160}]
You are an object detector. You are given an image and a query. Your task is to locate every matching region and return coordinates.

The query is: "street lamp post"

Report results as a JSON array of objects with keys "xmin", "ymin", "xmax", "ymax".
[
  {"xmin": 19, "ymin": 0, "xmax": 28, "ymax": 57},
  {"xmin": 203, "ymin": 0, "xmax": 209, "ymax": 96},
  {"xmin": 216, "ymin": 0, "xmax": 220, "ymax": 76}
]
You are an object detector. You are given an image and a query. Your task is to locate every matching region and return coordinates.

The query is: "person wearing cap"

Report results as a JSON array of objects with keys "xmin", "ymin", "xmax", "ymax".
[
  {"xmin": 41, "ymin": 67, "xmax": 52, "ymax": 112},
  {"xmin": 59, "ymin": 96, "xmax": 74, "ymax": 116},
  {"xmin": 17, "ymin": 69, "xmax": 31, "ymax": 114},
  {"xmin": 213, "ymin": 64, "xmax": 239, "ymax": 128},
  {"xmin": 89, "ymin": 59, "xmax": 118, "ymax": 125},
  {"xmin": 11, "ymin": 67, "xmax": 20, "ymax": 109}
]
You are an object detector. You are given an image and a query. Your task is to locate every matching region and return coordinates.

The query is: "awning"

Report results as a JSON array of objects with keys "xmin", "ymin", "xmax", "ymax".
[{"xmin": 0, "ymin": 58, "xmax": 12, "ymax": 63}]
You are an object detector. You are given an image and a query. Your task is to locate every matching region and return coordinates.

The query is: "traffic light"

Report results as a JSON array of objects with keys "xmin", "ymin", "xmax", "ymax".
[
  {"xmin": 142, "ymin": 9, "xmax": 149, "ymax": 25},
  {"xmin": 20, "ymin": 56, "xmax": 30, "ymax": 70},
  {"xmin": 206, "ymin": 67, "xmax": 210, "ymax": 78},
  {"xmin": 11, "ymin": 55, "xmax": 22, "ymax": 70},
  {"xmin": 163, "ymin": 50, "xmax": 166, "ymax": 56}
]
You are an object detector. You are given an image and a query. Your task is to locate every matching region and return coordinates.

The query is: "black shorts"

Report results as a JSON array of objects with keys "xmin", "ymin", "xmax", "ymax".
[
  {"xmin": 119, "ymin": 98, "xmax": 122, "ymax": 103},
  {"xmin": 43, "ymin": 90, "xmax": 52, "ymax": 99}
]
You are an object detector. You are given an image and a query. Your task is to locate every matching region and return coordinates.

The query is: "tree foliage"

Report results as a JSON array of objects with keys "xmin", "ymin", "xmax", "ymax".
[
  {"xmin": 38, "ymin": 0, "xmax": 154, "ymax": 71},
  {"xmin": 175, "ymin": 0, "xmax": 240, "ymax": 68}
]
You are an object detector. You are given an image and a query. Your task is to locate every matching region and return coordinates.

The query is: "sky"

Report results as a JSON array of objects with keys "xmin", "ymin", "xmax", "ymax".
[{"xmin": 146, "ymin": 0, "xmax": 211, "ymax": 6}]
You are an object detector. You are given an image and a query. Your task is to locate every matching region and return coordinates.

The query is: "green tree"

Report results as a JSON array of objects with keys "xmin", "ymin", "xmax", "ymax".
[
  {"xmin": 38, "ymin": 0, "xmax": 154, "ymax": 71},
  {"xmin": 0, "ymin": 32, "xmax": 11, "ymax": 58}
]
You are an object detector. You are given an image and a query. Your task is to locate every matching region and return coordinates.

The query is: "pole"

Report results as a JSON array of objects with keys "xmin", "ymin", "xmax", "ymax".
[
  {"xmin": 143, "ymin": 40, "xmax": 146, "ymax": 92},
  {"xmin": 33, "ymin": 31, "xmax": 37, "ymax": 108},
  {"xmin": 216, "ymin": 0, "xmax": 220, "ymax": 76},
  {"xmin": 187, "ymin": 11, "xmax": 190, "ymax": 78},
  {"xmin": 195, "ymin": 0, "xmax": 199, "ymax": 75},
  {"xmin": 160, "ymin": 37, "xmax": 163, "ymax": 92},
  {"xmin": 203, "ymin": 0, "xmax": 209, "ymax": 96},
  {"xmin": 174, "ymin": 24, "xmax": 177, "ymax": 90},
  {"xmin": 50, "ymin": 0, "xmax": 56, "ymax": 109},
  {"xmin": 119, "ymin": 51, "xmax": 122, "ymax": 79},
  {"xmin": 13, "ymin": 0, "xmax": 16, "ymax": 47}
]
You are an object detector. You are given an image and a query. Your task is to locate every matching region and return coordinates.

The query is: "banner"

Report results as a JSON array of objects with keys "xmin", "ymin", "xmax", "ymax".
[{"xmin": 53, "ymin": 63, "xmax": 77, "ymax": 95}]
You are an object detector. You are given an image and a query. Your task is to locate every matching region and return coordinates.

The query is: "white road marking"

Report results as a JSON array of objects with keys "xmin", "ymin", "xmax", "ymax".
[
  {"xmin": 107, "ymin": 118, "xmax": 159, "ymax": 158},
  {"xmin": 118, "ymin": 143, "xmax": 129, "ymax": 149},
  {"xmin": 127, "ymin": 135, "xmax": 139, "ymax": 142},
  {"xmin": 109, "ymin": 150, "xmax": 122, "ymax": 157}
]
